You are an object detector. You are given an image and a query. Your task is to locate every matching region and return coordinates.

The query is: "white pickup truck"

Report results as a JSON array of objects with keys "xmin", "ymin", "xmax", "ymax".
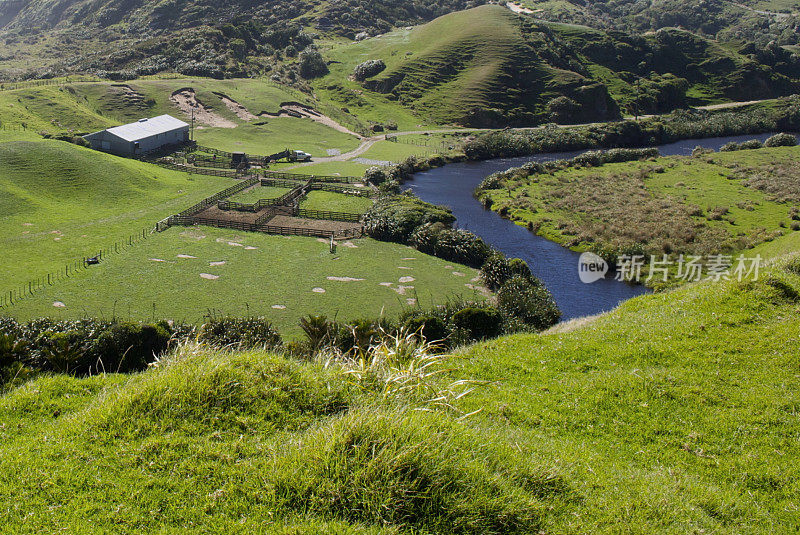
[{"xmin": 289, "ymin": 150, "xmax": 312, "ymax": 162}]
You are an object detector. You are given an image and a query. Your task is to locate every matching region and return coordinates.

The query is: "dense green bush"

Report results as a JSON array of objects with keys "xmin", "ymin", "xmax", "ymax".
[
  {"xmin": 465, "ymin": 99, "xmax": 800, "ymax": 161},
  {"xmin": 452, "ymin": 307, "xmax": 503, "ymax": 340},
  {"xmin": 476, "ymin": 147, "xmax": 660, "ymax": 193},
  {"xmin": 364, "ymin": 195, "xmax": 455, "ymax": 243},
  {"xmin": 299, "ymin": 47, "xmax": 329, "ymax": 79},
  {"xmin": 764, "ymin": 133, "xmax": 798, "ymax": 147},
  {"xmin": 0, "ymin": 318, "xmax": 180, "ymax": 383},
  {"xmin": 411, "ymin": 224, "xmax": 492, "ymax": 267},
  {"xmin": 402, "ymin": 314, "xmax": 449, "ymax": 343},
  {"xmin": 198, "ymin": 316, "xmax": 282, "ymax": 349},
  {"xmin": 480, "ymin": 253, "xmax": 513, "ymax": 291},
  {"xmin": 92, "ymin": 323, "xmax": 170, "ymax": 373},
  {"xmin": 497, "ymin": 275, "xmax": 561, "ymax": 331}
]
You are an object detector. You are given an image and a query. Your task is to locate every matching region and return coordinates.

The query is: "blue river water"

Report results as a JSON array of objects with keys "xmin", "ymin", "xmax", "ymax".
[{"xmin": 406, "ymin": 132, "xmax": 779, "ymax": 320}]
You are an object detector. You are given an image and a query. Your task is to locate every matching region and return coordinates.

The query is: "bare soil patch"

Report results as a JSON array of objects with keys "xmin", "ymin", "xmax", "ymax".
[
  {"xmin": 171, "ymin": 88, "xmax": 237, "ymax": 128},
  {"xmin": 215, "ymin": 92, "xmax": 257, "ymax": 121}
]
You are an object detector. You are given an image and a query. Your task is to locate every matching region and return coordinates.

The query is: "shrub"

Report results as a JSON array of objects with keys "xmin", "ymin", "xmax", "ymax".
[
  {"xmin": 364, "ymin": 166, "xmax": 388, "ymax": 185},
  {"xmin": 720, "ymin": 141, "xmax": 740, "ymax": 152},
  {"xmin": 199, "ymin": 316, "xmax": 282, "ymax": 349},
  {"xmin": 411, "ymin": 225, "xmax": 492, "ymax": 267},
  {"xmin": 740, "ymin": 139, "xmax": 764, "ymax": 149},
  {"xmin": 353, "ymin": 59, "xmax": 386, "ymax": 81},
  {"xmin": 402, "ymin": 314, "xmax": 449, "ymax": 344},
  {"xmin": 497, "ymin": 275, "xmax": 561, "ymax": 330},
  {"xmin": 508, "ymin": 258, "xmax": 534, "ymax": 280},
  {"xmin": 299, "ymin": 47, "xmax": 328, "ymax": 79},
  {"xmin": 364, "ymin": 196, "xmax": 455, "ymax": 243},
  {"xmin": 300, "ymin": 314, "xmax": 335, "ymax": 353},
  {"xmin": 764, "ymin": 132, "xmax": 798, "ymax": 147},
  {"xmin": 480, "ymin": 253, "xmax": 513, "ymax": 290},
  {"xmin": 452, "ymin": 307, "xmax": 503, "ymax": 340},
  {"xmin": 92, "ymin": 322, "xmax": 170, "ymax": 373}
]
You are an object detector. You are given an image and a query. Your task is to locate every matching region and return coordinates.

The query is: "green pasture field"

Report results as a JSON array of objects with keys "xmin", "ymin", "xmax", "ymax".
[
  {"xmin": 1, "ymin": 244, "xmax": 798, "ymax": 532},
  {"xmin": 194, "ymin": 120, "xmax": 361, "ymax": 159},
  {"xmin": 228, "ymin": 185, "xmax": 294, "ymax": 203},
  {"xmin": 0, "ymin": 137, "xmax": 237, "ymax": 294},
  {"xmin": 5, "ymin": 227, "xmax": 485, "ymax": 337},
  {"xmin": 299, "ymin": 191, "xmax": 374, "ymax": 214}
]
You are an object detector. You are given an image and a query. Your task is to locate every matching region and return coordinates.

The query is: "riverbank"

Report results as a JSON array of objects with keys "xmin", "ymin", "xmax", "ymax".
[{"xmin": 474, "ymin": 140, "xmax": 799, "ymax": 285}]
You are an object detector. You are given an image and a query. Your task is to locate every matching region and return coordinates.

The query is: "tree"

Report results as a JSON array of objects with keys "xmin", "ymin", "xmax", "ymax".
[{"xmin": 299, "ymin": 47, "xmax": 329, "ymax": 79}]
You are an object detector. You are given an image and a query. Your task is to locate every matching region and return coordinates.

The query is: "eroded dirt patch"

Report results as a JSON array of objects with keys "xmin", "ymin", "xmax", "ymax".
[
  {"xmin": 262, "ymin": 102, "xmax": 361, "ymax": 137},
  {"xmin": 215, "ymin": 92, "xmax": 257, "ymax": 121},
  {"xmin": 171, "ymin": 88, "xmax": 237, "ymax": 128}
]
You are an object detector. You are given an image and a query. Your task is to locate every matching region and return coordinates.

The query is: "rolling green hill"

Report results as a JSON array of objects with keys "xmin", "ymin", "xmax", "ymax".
[
  {"xmin": 318, "ymin": 5, "xmax": 620, "ymax": 127},
  {"xmin": 0, "ymin": 240, "xmax": 797, "ymax": 532},
  {"xmin": 316, "ymin": 5, "xmax": 800, "ymax": 127},
  {"xmin": 0, "ymin": 135, "xmax": 239, "ymax": 293}
]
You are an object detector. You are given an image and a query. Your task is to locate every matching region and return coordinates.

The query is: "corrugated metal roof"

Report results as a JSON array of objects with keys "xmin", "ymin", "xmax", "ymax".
[{"xmin": 105, "ymin": 115, "xmax": 189, "ymax": 142}]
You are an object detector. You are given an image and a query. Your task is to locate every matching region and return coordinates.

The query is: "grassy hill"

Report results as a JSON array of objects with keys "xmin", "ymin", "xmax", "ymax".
[
  {"xmin": 515, "ymin": 0, "xmax": 800, "ymax": 47},
  {"xmin": 317, "ymin": 5, "xmax": 620, "ymax": 128},
  {"xmin": 0, "ymin": 237, "xmax": 797, "ymax": 531},
  {"xmin": 0, "ymin": 134, "xmax": 239, "ymax": 293},
  {"xmin": 316, "ymin": 5, "xmax": 800, "ymax": 127}
]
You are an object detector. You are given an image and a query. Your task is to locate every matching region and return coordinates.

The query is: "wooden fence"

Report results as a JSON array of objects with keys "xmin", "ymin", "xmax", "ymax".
[
  {"xmin": 190, "ymin": 216, "xmax": 361, "ymax": 239},
  {"xmin": 260, "ymin": 178, "xmax": 306, "ymax": 188},
  {"xmin": 263, "ymin": 170, "xmax": 362, "ymax": 184},
  {"xmin": 0, "ymin": 227, "xmax": 154, "ymax": 310},
  {"xmin": 165, "ymin": 177, "xmax": 260, "ymax": 225},
  {"xmin": 153, "ymin": 160, "xmax": 252, "ymax": 178},
  {"xmin": 309, "ymin": 182, "xmax": 372, "ymax": 197},
  {"xmin": 297, "ymin": 208, "xmax": 362, "ymax": 223}
]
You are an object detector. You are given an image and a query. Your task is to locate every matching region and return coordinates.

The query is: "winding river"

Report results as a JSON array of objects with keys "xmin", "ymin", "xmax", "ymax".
[{"xmin": 407, "ymin": 132, "xmax": 779, "ymax": 321}]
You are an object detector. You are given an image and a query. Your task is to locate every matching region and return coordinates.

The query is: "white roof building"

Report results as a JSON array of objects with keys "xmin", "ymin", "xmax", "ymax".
[{"xmin": 84, "ymin": 115, "xmax": 190, "ymax": 156}]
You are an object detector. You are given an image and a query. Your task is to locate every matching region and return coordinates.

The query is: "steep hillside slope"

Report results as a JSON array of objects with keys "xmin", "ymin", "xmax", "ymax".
[
  {"xmin": 316, "ymin": 5, "xmax": 800, "ymax": 126},
  {"xmin": 516, "ymin": 0, "xmax": 800, "ymax": 47},
  {"xmin": 0, "ymin": 0, "xmax": 487, "ymax": 79},
  {"xmin": 319, "ymin": 6, "xmax": 620, "ymax": 127},
  {"xmin": 0, "ymin": 247, "xmax": 798, "ymax": 531}
]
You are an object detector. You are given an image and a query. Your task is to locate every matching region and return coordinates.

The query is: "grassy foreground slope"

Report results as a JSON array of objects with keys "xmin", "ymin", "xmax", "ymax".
[
  {"xmin": 0, "ymin": 136, "xmax": 237, "ymax": 293},
  {"xmin": 0, "ymin": 252, "xmax": 798, "ymax": 532}
]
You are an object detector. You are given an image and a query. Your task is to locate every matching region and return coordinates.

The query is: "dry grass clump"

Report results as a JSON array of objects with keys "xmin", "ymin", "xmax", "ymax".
[
  {"xmin": 727, "ymin": 161, "xmax": 800, "ymax": 203},
  {"xmin": 541, "ymin": 171, "xmax": 730, "ymax": 255}
]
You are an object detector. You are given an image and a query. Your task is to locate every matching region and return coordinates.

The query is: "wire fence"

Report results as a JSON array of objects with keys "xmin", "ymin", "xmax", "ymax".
[
  {"xmin": 0, "ymin": 123, "xmax": 31, "ymax": 131},
  {"xmin": 0, "ymin": 76, "xmax": 104, "ymax": 92},
  {"xmin": 0, "ymin": 227, "xmax": 154, "ymax": 310},
  {"xmin": 189, "ymin": 216, "xmax": 362, "ymax": 238},
  {"xmin": 385, "ymin": 135, "xmax": 465, "ymax": 154},
  {"xmin": 153, "ymin": 160, "xmax": 254, "ymax": 178}
]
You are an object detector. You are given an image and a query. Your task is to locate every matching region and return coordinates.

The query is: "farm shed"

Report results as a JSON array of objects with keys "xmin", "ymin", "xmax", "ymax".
[{"xmin": 84, "ymin": 115, "xmax": 190, "ymax": 156}]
